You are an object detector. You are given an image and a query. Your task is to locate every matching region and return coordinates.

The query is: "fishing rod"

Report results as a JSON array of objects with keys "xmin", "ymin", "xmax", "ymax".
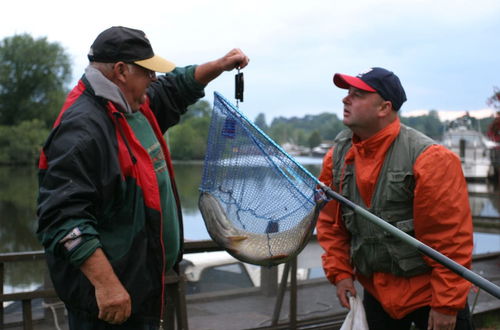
[
  {"xmin": 215, "ymin": 91, "xmax": 500, "ymax": 300},
  {"xmin": 316, "ymin": 181, "xmax": 500, "ymax": 299}
]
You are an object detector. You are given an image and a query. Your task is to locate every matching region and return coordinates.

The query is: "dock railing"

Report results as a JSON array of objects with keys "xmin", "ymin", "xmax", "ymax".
[
  {"xmin": 0, "ymin": 251, "xmax": 56, "ymax": 329},
  {"xmin": 2, "ymin": 239, "xmax": 499, "ymax": 330},
  {"xmin": 0, "ymin": 239, "xmax": 321, "ymax": 330}
]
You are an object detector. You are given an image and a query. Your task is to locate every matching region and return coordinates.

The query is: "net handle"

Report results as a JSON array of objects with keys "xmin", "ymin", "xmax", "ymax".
[{"xmin": 213, "ymin": 91, "xmax": 500, "ymax": 299}]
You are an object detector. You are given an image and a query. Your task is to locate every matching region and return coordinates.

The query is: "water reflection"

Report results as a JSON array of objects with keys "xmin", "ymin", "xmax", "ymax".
[
  {"xmin": 0, "ymin": 166, "xmax": 45, "ymax": 294},
  {"xmin": 1, "ymin": 161, "xmax": 499, "ymax": 293},
  {"xmin": 1, "ymin": 162, "xmax": 499, "ymax": 248}
]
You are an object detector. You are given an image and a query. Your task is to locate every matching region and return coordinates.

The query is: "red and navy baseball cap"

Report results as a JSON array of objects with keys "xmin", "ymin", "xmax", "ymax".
[
  {"xmin": 333, "ymin": 67, "xmax": 407, "ymax": 111},
  {"xmin": 88, "ymin": 26, "xmax": 175, "ymax": 73}
]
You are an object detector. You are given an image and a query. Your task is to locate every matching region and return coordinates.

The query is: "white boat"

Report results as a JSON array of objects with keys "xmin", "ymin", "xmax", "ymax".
[{"xmin": 441, "ymin": 116, "xmax": 497, "ymax": 180}]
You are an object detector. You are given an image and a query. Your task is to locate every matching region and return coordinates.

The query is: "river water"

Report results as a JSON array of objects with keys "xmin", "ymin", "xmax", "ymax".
[{"xmin": 0, "ymin": 157, "xmax": 499, "ymax": 294}]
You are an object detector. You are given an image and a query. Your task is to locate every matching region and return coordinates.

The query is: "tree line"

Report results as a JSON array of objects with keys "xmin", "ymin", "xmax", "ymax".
[
  {"xmin": 0, "ymin": 33, "xmax": 498, "ymax": 164},
  {"xmin": 169, "ymin": 107, "xmax": 496, "ymax": 160},
  {"xmin": 0, "ymin": 34, "xmax": 71, "ymax": 164}
]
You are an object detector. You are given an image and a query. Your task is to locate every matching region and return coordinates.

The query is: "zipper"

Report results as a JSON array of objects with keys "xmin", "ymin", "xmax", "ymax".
[
  {"xmin": 109, "ymin": 105, "xmax": 167, "ymax": 326},
  {"xmin": 159, "ymin": 201, "xmax": 167, "ymax": 329},
  {"xmin": 112, "ymin": 112, "xmax": 137, "ymax": 164}
]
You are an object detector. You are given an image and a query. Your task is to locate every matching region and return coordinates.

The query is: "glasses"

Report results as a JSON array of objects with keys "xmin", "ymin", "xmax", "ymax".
[{"xmin": 127, "ymin": 63, "xmax": 156, "ymax": 80}]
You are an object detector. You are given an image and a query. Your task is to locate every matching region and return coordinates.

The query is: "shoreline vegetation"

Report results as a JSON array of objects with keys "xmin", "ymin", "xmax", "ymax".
[{"xmin": 0, "ymin": 103, "xmax": 496, "ymax": 166}]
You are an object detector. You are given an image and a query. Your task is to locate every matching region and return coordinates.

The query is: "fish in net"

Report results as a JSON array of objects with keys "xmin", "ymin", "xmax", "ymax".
[{"xmin": 199, "ymin": 92, "xmax": 324, "ymax": 267}]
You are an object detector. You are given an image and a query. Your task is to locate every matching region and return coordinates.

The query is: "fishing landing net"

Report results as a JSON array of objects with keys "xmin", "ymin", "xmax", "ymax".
[
  {"xmin": 199, "ymin": 92, "xmax": 325, "ymax": 267},
  {"xmin": 197, "ymin": 94, "xmax": 500, "ymax": 296}
]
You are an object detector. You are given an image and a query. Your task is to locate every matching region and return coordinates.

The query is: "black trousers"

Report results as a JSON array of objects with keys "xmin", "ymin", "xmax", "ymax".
[
  {"xmin": 363, "ymin": 289, "xmax": 475, "ymax": 330},
  {"xmin": 67, "ymin": 309, "xmax": 159, "ymax": 330}
]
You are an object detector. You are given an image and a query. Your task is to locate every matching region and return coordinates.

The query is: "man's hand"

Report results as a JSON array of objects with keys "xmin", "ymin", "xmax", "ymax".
[
  {"xmin": 95, "ymin": 279, "xmax": 131, "ymax": 324},
  {"xmin": 194, "ymin": 49, "xmax": 250, "ymax": 85},
  {"xmin": 217, "ymin": 48, "xmax": 250, "ymax": 71},
  {"xmin": 427, "ymin": 308, "xmax": 457, "ymax": 330},
  {"xmin": 335, "ymin": 277, "xmax": 357, "ymax": 309},
  {"xmin": 80, "ymin": 248, "xmax": 132, "ymax": 324}
]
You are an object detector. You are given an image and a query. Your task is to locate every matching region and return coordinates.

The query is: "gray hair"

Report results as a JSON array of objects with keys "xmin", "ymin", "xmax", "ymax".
[{"xmin": 90, "ymin": 62, "xmax": 116, "ymax": 77}]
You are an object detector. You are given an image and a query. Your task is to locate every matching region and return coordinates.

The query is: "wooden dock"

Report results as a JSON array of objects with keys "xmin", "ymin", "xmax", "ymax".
[{"xmin": 2, "ymin": 245, "xmax": 499, "ymax": 330}]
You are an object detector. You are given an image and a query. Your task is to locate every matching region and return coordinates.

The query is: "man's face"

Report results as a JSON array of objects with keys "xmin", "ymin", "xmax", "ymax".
[
  {"xmin": 342, "ymin": 87, "xmax": 386, "ymax": 135},
  {"xmin": 123, "ymin": 64, "xmax": 157, "ymax": 110}
]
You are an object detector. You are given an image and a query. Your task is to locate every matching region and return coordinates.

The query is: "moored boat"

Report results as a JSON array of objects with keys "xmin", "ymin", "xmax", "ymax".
[{"xmin": 441, "ymin": 115, "xmax": 497, "ymax": 181}]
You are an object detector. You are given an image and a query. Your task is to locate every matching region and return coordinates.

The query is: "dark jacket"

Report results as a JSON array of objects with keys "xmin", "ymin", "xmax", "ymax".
[{"xmin": 36, "ymin": 65, "xmax": 205, "ymax": 323}]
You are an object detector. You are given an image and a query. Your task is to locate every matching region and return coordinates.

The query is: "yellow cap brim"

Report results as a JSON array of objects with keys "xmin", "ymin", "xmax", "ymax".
[{"xmin": 134, "ymin": 55, "xmax": 175, "ymax": 73}]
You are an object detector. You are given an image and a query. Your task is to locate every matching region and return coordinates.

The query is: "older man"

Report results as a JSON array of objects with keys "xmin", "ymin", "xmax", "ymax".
[{"xmin": 37, "ymin": 26, "xmax": 249, "ymax": 329}]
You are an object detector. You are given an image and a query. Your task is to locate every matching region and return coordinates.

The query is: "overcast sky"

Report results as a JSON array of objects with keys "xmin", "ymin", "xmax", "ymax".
[{"xmin": 2, "ymin": 0, "xmax": 500, "ymax": 123}]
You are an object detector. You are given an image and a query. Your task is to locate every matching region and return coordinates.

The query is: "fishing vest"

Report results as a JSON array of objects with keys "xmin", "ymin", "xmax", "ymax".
[{"xmin": 332, "ymin": 124, "xmax": 435, "ymax": 277}]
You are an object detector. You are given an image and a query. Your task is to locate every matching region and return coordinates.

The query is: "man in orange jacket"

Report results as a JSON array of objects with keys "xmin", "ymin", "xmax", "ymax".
[{"xmin": 316, "ymin": 67, "xmax": 474, "ymax": 330}]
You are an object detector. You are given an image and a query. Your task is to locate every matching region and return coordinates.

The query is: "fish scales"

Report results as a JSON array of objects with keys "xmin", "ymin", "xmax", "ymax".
[{"xmin": 198, "ymin": 192, "xmax": 319, "ymax": 267}]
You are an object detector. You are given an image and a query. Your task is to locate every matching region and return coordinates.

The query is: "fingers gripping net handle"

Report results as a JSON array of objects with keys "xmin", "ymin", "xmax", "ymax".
[{"xmin": 199, "ymin": 92, "xmax": 320, "ymax": 266}]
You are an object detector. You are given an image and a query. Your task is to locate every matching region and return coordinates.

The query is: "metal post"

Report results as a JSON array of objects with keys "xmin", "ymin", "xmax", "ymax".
[
  {"xmin": 260, "ymin": 266, "xmax": 278, "ymax": 297},
  {"xmin": 164, "ymin": 270, "xmax": 189, "ymax": 330},
  {"xmin": 22, "ymin": 300, "xmax": 33, "ymax": 330},
  {"xmin": 271, "ymin": 262, "xmax": 290, "ymax": 326},
  {"xmin": 175, "ymin": 274, "xmax": 189, "ymax": 330},
  {"xmin": 1, "ymin": 262, "xmax": 4, "ymax": 327},
  {"xmin": 164, "ymin": 276, "xmax": 177, "ymax": 330},
  {"xmin": 289, "ymin": 257, "xmax": 297, "ymax": 330}
]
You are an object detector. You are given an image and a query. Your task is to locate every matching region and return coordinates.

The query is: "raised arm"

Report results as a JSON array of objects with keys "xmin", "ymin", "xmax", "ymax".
[{"xmin": 194, "ymin": 48, "xmax": 249, "ymax": 85}]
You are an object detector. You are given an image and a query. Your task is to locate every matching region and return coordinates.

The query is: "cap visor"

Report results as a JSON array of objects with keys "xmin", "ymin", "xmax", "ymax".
[
  {"xmin": 134, "ymin": 55, "xmax": 175, "ymax": 73},
  {"xmin": 333, "ymin": 73, "xmax": 376, "ymax": 92}
]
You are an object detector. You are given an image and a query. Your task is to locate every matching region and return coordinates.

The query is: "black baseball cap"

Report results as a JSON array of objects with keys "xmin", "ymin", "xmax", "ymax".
[
  {"xmin": 88, "ymin": 26, "xmax": 175, "ymax": 73},
  {"xmin": 333, "ymin": 67, "xmax": 407, "ymax": 111}
]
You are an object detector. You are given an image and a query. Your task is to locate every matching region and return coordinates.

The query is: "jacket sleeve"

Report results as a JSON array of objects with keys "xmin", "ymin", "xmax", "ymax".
[
  {"xmin": 413, "ymin": 145, "xmax": 474, "ymax": 315},
  {"xmin": 37, "ymin": 113, "xmax": 106, "ymax": 267},
  {"xmin": 316, "ymin": 147, "xmax": 355, "ymax": 285},
  {"xmin": 147, "ymin": 65, "xmax": 206, "ymax": 133}
]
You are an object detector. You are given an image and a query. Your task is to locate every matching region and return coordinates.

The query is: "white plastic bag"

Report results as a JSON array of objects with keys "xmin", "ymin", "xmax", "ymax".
[{"xmin": 339, "ymin": 295, "xmax": 369, "ymax": 330}]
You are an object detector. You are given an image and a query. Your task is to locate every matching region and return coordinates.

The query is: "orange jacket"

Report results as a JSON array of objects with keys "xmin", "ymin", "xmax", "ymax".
[{"xmin": 316, "ymin": 119, "xmax": 473, "ymax": 319}]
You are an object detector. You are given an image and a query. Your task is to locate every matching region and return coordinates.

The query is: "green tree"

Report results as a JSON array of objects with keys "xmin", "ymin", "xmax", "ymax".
[
  {"xmin": 308, "ymin": 130, "xmax": 322, "ymax": 150},
  {"xmin": 268, "ymin": 121, "xmax": 291, "ymax": 144},
  {"xmin": 295, "ymin": 129, "xmax": 308, "ymax": 146},
  {"xmin": 0, "ymin": 119, "xmax": 49, "ymax": 164},
  {"xmin": 269, "ymin": 112, "xmax": 345, "ymax": 144},
  {"xmin": 179, "ymin": 99, "xmax": 211, "ymax": 122},
  {"xmin": 167, "ymin": 100, "xmax": 211, "ymax": 160},
  {"xmin": 255, "ymin": 113, "xmax": 268, "ymax": 131},
  {"xmin": 0, "ymin": 34, "xmax": 72, "ymax": 126},
  {"xmin": 400, "ymin": 110, "xmax": 443, "ymax": 140}
]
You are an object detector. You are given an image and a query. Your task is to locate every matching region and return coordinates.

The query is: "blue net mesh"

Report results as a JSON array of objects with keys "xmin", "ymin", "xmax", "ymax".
[{"xmin": 198, "ymin": 92, "xmax": 320, "ymax": 266}]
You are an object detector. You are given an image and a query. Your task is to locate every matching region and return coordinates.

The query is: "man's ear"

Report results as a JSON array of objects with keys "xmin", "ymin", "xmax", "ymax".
[
  {"xmin": 113, "ymin": 62, "xmax": 129, "ymax": 84},
  {"xmin": 378, "ymin": 100, "xmax": 393, "ymax": 117}
]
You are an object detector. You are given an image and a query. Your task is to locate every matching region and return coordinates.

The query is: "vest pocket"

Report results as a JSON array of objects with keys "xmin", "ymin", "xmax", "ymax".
[
  {"xmin": 386, "ymin": 236, "xmax": 431, "ymax": 276},
  {"xmin": 385, "ymin": 171, "xmax": 414, "ymax": 202},
  {"xmin": 342, "ymin": 209, "xmax": 357, "ymax": 233}
]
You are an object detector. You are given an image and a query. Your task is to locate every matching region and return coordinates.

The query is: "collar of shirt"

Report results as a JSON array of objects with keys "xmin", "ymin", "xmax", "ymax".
[
  {"xmin": 345, "ymin": 118, "xmax": 401, "ymax": 207},
  {"xmin": 85, "ymin": 65, "xmax": 133, "ymax": 114}
]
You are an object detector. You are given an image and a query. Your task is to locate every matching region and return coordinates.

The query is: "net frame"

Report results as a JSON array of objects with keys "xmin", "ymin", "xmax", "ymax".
[
  {"xmin": 195, "ymin": 93, "xmax": 500, "ymax": 299},
  {"xmin": 199, "ymin": 92, "xmax": 322, "ymax": 266}
]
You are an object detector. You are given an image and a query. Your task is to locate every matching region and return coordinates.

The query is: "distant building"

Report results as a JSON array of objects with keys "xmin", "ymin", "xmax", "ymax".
[{"xmin": 311, "ymin": 142, "xmax": 333, "ymax": 158}]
